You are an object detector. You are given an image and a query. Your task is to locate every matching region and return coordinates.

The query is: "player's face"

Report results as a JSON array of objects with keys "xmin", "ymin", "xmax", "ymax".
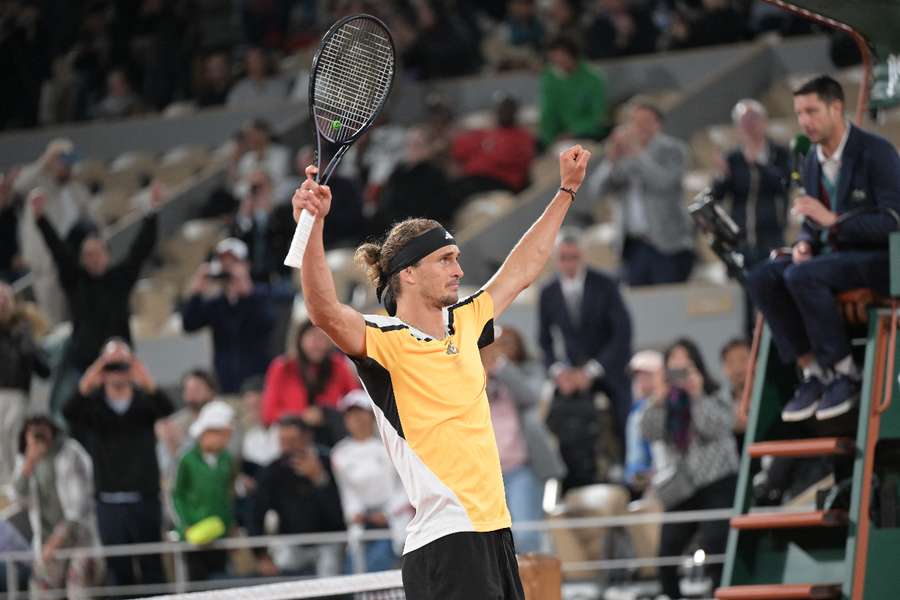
[
  {"xmin": 794, "ymin": 93, "xmax": 842, "ymax": 144},
  {"xmin": 413, "ymin": 245, "xmax": 463, "ymax": 308}
]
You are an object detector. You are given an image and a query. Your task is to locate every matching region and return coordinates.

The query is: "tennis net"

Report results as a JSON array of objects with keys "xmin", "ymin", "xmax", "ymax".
[{"xmin": 145, "ymin": 570, "xmax": 404, "ymax": 600}]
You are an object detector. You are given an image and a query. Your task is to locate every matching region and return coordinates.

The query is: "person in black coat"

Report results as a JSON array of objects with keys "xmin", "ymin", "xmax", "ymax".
[
  {"xmin": 63, "ymin": 339, "xmax": 174, "ymax": 589},
  {"xmin": 747, "ymin": 76, "xmax": 900, "ymax": 424},
  {"xmin": 538, "ymin": 231, "xmax": 633, "ymax": 489},
  {"xmin": 31, "ymin": 186, "xmax": 159, "ymax": 417},
  {"xmin": 249, "ymin": 416, "xmax": 345, "ymax": 578}
]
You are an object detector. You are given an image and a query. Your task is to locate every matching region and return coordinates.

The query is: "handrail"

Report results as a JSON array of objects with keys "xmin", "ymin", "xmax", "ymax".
[
  {"xmin": 0, "ymin": 507, "xmax": 734, "ymax": 599},
  {"xmin": 740, "ymin": 312, "xmax": 765, "ymax": 423},
  {"xmin": 875, "ymin": 299, "xmax": 899, "ymax": 414},
  {"xmin": 0, "ymin": 507, "xmax": 733, "ymax": 564}
]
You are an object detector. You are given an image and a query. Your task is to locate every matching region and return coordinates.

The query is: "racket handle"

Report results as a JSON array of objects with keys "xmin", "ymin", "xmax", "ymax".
[{"xmin": 283, "ymin": 209, "xmax": 316, "ymax": 269}]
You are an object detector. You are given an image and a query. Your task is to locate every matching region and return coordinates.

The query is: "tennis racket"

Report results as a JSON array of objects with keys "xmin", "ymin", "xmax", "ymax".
[{"xmin": 284, "ymin": 14, "xmax": 396, "ymax": 269}]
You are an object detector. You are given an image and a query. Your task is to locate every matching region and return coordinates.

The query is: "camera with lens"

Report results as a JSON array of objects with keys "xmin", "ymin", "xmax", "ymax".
[
  {"xmin": 206, "ymin": 260, "xmax": 232, "ymax": 281},
  {"xmin": 688, "ymin": 189, "xmax": 747, "ymax": 283},
  {"xmin": 102, "ymin": 361, "xmax": 132, "ymax": 373}
]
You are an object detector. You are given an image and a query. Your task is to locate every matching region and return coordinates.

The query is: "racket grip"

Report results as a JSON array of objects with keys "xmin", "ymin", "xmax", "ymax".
[{"xmin": 283, "ymin": 209, "xmax": 316, "ymax": 269}]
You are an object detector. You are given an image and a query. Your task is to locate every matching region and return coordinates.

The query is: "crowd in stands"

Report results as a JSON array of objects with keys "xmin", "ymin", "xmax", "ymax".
[
  {"xmin": 0, "ymin": 0, "xmax": 820, "ymax": 131},
  {"xmin": 0, "ymin": 0, "xmax": 886, "ymax": 595}
]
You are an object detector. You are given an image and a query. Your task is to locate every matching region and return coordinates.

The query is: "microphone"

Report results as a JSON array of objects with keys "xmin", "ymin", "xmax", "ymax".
[{"xmin": 789, "ymin": 133, "xmax": 811, "ymax": 195}]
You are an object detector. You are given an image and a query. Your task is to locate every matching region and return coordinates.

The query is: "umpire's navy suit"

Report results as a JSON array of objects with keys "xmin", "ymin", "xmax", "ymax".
[{"xmin": 747, "ymin": 123, "xmax": 900, "ymax": 368}]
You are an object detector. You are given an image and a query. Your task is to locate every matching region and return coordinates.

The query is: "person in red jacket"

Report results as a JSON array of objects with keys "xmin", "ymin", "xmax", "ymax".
[
  {"xmin": 450, "ymin": 94, "xmax": 536, "ymax": 206},
  {"xmin": 261, "ymin": 320, "xmax": 359, "ymax": 446}
]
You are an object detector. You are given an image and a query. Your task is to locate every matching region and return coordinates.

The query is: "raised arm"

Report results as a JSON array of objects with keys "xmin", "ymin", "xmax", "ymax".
[
  {"xmin": 293, "ymin": 166, "xmax": 366, "ymax": 357},
  {"xmin": 485, "ymin": 145, "xmax": 591, "ymax": 317}
]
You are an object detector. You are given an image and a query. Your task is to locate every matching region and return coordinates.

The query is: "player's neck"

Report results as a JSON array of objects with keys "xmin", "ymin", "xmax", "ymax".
[{"xmin": 396, "ymin": 300, "xmax": 446, "ymax": 340}]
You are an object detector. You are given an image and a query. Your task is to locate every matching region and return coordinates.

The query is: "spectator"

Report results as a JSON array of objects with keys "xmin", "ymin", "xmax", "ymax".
[
  {"xmin": 294, "ymin": 146, "xmax": 365, "ymax": 248},
  {"xmin": 585, "ymin": 0, "xmax": 659, "ymax": 59},
  {"xmin": 545, "ymin": 0, "xmax": 586, "ymax": 43},
  {"xmin": 156, "ymin": 368, "xmax": 220, "ymax": 497},
  {"xmin": 11, "ymin": 415, "xmax": 103, "ymax": 598},
  {"xmin": 481, "ymin": 326, "xmax": 565, "ymax": 554},
  {"xmin": 538, "ymin": 35, "xmax": 608, "ymax": 149},
  {"xmin": 588, "ymin": 100, "xmax": 695, "ymax": 286},
  {"xmin": 238, "ymin": 376, "xmax": 279, "ymax": 477},
  {"xmin": 235, "ymin": 377, "xmax": 279, "ymax": 527},
  {"xmin": 91, "ymin": 68, "xmax": 142, "ymax": 120},
  {"xmin": 720, "ymin": 337, "xmax": 750, "ymax": 449},
  {"xmin": 0, "ymin": 170, "xmax": 24, "ymax": 282},
  {"xmin": 0, "ymin": 282, "xmax": 50, "ymax": 485},
  {"xmin": 30, "ymin": 184, "xmax": 160, "ymax": 418},
  {"xmin": 226, "ymin": 47, "xmax": 287, "ymax": 108},
  {"xmin": 196, "ymin": 51, "xmax": 232, "ymax": 108},
  {"xmin": 181, "ymin": 238, "xmax": 276, "ymax": 394},
  {"xmin": 539, "ymin": 230, "xmax": 633, "ymax": 488},
  {"xmin": 397, "ymin": 1, "xmax": 482, "ymax": 80},
  {"xmin": 62, "ymin": 339, "xmax": 174, "ymax": 590},
  {"xmin": 639, "ymin": 338, "xmax": 738, "ymax": 597},
  {"xmin": 250, "ymin": 416, "xmax": 345, "ymax": 578},
  {"xmin": 623, "ymin": 350, "xmax": 664, "ymax": 494},
  {"xmin": 373, "ymin": 128, "xmax": 454, "ymax": 231},
  {"xmin": 481, "ymin": 0, "xmax": 544, "ymax": 71},
  {"xmin": 0, "ymin": 517, "xmax": 30, "ymax": 594},
  {"xmin": 747, "ymin": 76, "xmax": 900, "ymax": 423},
  {"xmin": 712, "ymin": 99, "xmax": 791, "ymax": 334},
  {"xmin": 232, "ymin": 119, "xmax": 292, "ymax": 203},
  {"xmin": 331, "ymin": 390, "xmax": 410, "ymax": 573},
  {"xmin": 450, "ymin": 94, "xmax": 535, "ymax": 206},
  {"xmin": 14, "ymin": 140, "xmax": 95, "ymax": 324},
  {"xmin": 668, "ymin": 0, "xmax": 747, "ymax": 50},
  {"xmin": 261, "ymin": 320, "xmax": 358, "ymax": 447},
  {"xmin": 230, "ymin": 170, "xmax": 295, "ymax": 283},
  {"xmin": 172, "ymin": 400, "xmax": 236, "ymax": 582}
]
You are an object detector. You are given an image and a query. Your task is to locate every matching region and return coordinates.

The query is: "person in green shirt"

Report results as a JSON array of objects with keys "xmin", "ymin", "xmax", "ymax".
[
  {"xmin": 538, "ymin": 35, "xmax": 609, "ymax": 149},
  {"xmin": 172, "ymin": 400, "xmax": 236, "ymax": 581}
]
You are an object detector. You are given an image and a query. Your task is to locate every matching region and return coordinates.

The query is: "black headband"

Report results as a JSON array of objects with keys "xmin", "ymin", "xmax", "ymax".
[{"xmin": 376, "ymin": 226, "xmax": 456, "ymax": 311}]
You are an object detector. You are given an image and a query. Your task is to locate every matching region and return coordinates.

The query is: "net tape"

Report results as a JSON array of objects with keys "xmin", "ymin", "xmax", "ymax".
[
  {"xmin": 313, "ymin": 18, "xmax": 394, "ymax": 144},
  {"xmin": 145, "ymin": 569, "xmax": 404, "ymax": 600}
]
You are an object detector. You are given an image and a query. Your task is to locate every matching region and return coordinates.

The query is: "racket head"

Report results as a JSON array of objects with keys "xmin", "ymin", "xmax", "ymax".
[{"xmin": 308, "ymin": 14, "xmax": 396, "ymax": 147}]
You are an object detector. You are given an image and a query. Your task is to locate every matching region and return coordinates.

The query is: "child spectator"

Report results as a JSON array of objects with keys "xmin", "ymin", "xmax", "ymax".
[{"xmin": 172, "ymin": 400, "xmax": 236, "ymax": 582}]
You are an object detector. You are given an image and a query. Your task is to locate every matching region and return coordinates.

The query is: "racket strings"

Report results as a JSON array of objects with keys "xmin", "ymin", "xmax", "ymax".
[{"xmin": 313, "ymin": 18, "xmax": 394, "ymax": 143}]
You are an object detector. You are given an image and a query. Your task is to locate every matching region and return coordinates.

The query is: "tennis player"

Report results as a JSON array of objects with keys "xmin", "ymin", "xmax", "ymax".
[{"xmin": 292, "ymin": 144, "xmax": 590, "ymax": 598}]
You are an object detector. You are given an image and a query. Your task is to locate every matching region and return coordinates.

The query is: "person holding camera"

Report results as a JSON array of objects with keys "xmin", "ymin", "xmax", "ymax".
[
  {"xmin": 181, "ymin": 238, "xmax": 276, "ymax": 394},
  {"xmin": 639, "ymin": 338, "xmax": 738, "ymax": 599},
  {"xmin": 31, "ymin": 181, "xmax": 161, "ymax": 419},
  {"xmin": 11, "ymin": 415, "xmax": 103, "ymax": 598},
  {"xmin": 62, "ymin": 339, "xmax": 174, "ymax": 589},
  {"xmin": 249, "ymin": 415, "xmax": 345, "ymax": 578}
]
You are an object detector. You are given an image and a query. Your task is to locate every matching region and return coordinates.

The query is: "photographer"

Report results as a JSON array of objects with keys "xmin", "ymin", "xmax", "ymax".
[
  {"xmin": 62, "ymin": 339, "xmax": 174, "ymax": 589},
  {"xmin": 639, "ymin": 338, "xmax": 738, "ymax": 598},
  {"xmin": 11, "ymin": 415, "xmax": 102, "ymax": 597},
  {"xmin": 250, "ymin": 416, "xmax": 345, "ymax": 578},
  {"xmin": 181, "ymin": 238, "xmax": 275, "ymax": 394}
]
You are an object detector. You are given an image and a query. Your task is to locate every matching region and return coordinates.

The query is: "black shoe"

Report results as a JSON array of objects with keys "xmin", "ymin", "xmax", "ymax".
[
  {"xmin": 782, "ymin": 375, "xmax": 825, "ymax": 422},
  {"xmin": 816, "ymin": 375, "xmax": 860, "ymax": 420}
]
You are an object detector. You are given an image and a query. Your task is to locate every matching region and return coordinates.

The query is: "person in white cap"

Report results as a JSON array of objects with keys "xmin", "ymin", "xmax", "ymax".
[
  {"xmin": 330, "ymin": 390, "xmax": 411, "ymax": 573},
  {"xmin": 624, "ymin": 350, "xmax": 664, "ymax": 493},
  {"xmin": 172, "ymin": 399, "xmax": 236, "ymax": 581},
  {"xmin": 182, "ymin": 237, "xmax": 275, "ymax": 393}
]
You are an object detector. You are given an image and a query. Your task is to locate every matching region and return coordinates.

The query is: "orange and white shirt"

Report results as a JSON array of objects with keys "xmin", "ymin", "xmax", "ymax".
[{"xmin": 351, "ymin": 290, "xmax": 511, "ymax": 554}]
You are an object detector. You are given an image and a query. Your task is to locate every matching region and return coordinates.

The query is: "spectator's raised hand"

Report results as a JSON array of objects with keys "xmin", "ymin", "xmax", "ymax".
[
  {"xmin": 150, "ymin": 181, "xmax": 166, "ymax": 210},
  {"xmin": 29, "ymin": 188, "xmax": 47, "ymax": 219},
  {"xmin": 188, "ymin": 263, "xmax": 212, "ymax": 296},
  {"xmin": 130, "ymin": 357, "xmax": 157, "ymax": 393},
  {"xmin": 290, "ymin": 447, "xmax": 325, "ymax": 483}
]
